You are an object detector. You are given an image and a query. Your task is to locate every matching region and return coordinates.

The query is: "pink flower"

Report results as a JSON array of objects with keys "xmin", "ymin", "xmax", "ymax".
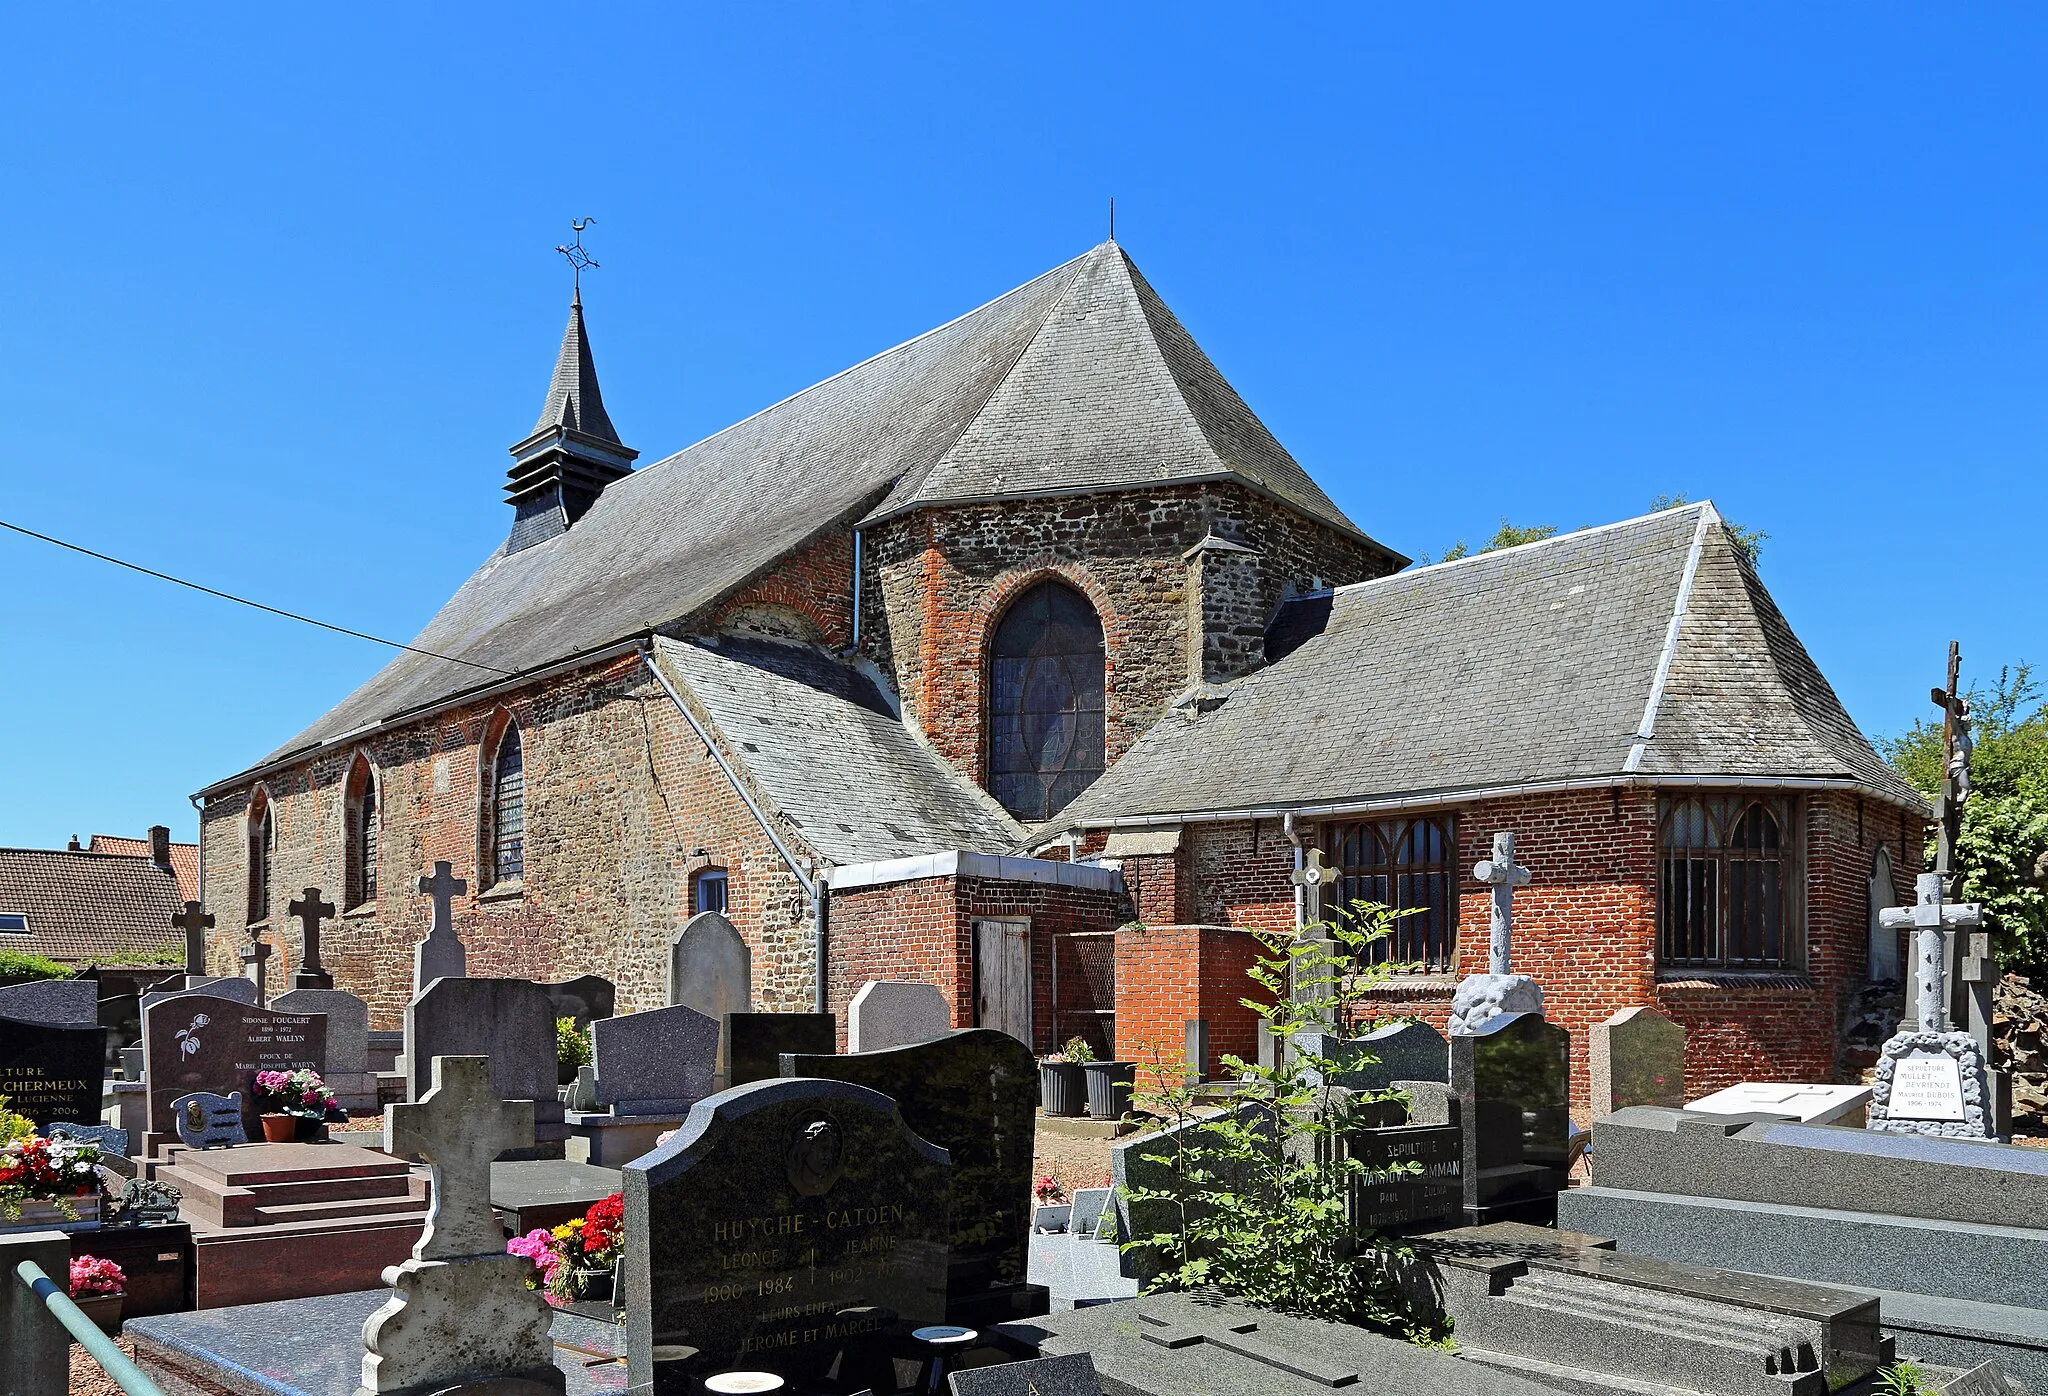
[{"xmin": 69, "ymin": 1255, "xmax": 125, "ymax": 1298}]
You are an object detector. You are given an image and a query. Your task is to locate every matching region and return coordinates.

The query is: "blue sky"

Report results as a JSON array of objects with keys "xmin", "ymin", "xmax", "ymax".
[{"xmin": 2, "ymin": 7, "xmax": 2041, "ymax": 848}]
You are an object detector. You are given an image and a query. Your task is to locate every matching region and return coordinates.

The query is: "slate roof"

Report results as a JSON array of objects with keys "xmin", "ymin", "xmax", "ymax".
[
  {"xmin": 217, "ymin": 241, "xmax": 1392, "ymax": 788},
  {"xmin": 649, "ymin": 635, "xmax": 1020, "ymax": 867},
  {"xmin": 529, "ymin": 290, "xmax": 623, "ymax": 443},
  {"xmin": 86, "ymin": 834, "xmax": 200, "ymax": 902},
  {"xmin": 0, "ymin": 848, "xmax": 185, "ymax": 963},
  {"xmin": 1047, "ymin": 503, "xmax": 1927, "ymax": 831}
]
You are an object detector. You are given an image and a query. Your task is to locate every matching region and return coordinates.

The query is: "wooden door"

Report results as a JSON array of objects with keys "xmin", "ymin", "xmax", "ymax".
[{"xmin": 973, "ymin": 917, "xmax": 1032, "ymax": 1046}]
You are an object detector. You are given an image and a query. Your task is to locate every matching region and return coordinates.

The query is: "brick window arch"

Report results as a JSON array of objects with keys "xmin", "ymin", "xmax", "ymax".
[
  {"xmin": 1659, "ymin": 795, "xmax": 1801, "ymax": 970},
  {"xmin": 484, "ymin": 716, "xmax": 525, "ymax": 888},
  {"xmin": 987, "ymin": 579, "xmax": 1107, "ymax": 821},
  {"xmin": 247, "ymin": 788, "xmax": 274, "ymax": 925},
  {"xmin": 691, "ymin": 867, "xmax": 729, "ymax": 915},
  {"xmin": 345, "ymin": 753, "xmax": 380, "ymax": 908}
]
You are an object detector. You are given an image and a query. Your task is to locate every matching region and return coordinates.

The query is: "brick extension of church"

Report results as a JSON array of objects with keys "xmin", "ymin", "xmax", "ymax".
[{"xmin": 193, "ymin": 242, "xmax": 1930, "ymax": 1116}]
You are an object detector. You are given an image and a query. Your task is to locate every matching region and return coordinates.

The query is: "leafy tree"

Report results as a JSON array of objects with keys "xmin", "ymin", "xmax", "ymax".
[
  {"xmin": 1120, "ymin": 900, "xmax": 1440, "ymax": 1337},
  {"xmin": 1881, "ymin": 664, "xmax": 2048, "ymax": 970},
  {"xmin": 1649, "ymin": 493, "xmax": 1767, "ymax": 566},
  {"xmin": 1428, "ymin": 519, "xmax": 1559, "ymax": 564},
  {"xmin": 0, "ymin": 951, "xmax": 70, "ymax": 986}
]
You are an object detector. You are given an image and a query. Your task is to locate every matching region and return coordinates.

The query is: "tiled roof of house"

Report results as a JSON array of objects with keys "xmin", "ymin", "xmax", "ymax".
[
  {"xmin": 0, "ymin": 847, "xmax": 185, "ymax": 964},
  {"xmin": 650, "ymin": 634, "xmax": 1020, "ymax": 867},
  {"xmin": 85, "ymin": 834, "xmax": 200, "ymax": 902},
  {"xmin": 212, "ymin": 242, "xmax": 1396, "ymax": 789},
  {"xmin": 1048, "ymin": 503, "xmax": 1927, "ymax": 831}
]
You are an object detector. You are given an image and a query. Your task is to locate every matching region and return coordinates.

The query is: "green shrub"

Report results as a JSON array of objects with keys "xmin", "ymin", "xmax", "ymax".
[
  {"xmin": 0, "ymin": 951, "xmax": 71, "ymax": 986},
  {"xmin": 555, "ymin": 1017, "xmax": 592, "ymax": 1070}
]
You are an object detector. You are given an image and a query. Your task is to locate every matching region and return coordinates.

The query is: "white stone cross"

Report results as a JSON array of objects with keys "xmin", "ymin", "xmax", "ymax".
[
  {"xmin": 1881, "ymin": 872, "xmax": 1983, "ymax": 1034},
  {"xmin": 412, "ymin": 861, "xmax": 468, "ymax": 991},
  {"xmin": 172, "ymin": 901, "xmax": 215, "ymax": 979},
  {"xmin": 385, "ymin": 1055, "xmax": 533, "ymax": 1262},
  {"xmin": 1292, "ymin": 848, "xmax": 1341, "ymax": 923},
  {"xmin": 1472, "ymin": 831, "xmax": 1533, "ymax": 976}
]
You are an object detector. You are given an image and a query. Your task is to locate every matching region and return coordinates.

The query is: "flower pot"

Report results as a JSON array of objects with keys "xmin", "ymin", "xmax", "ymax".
[
  {"xmin": 569, "ymin": 1266, "xmax": 614, "ymax": 1303},
  {"xmin": 0, "ymin": 1195, "xmax": 102, "ymax": 1235},
  {"xmin": 71, "ymin": 1292, "xmax": 123, "ymax": 1335},
  {"xmin": 292, "ymin": 1116, "xmax": 326, "ymax": 1143},
  {"xmin": 1082, "ymin": 1061, "xmax": 1136, "ymax": 1120},
  {"xmin": 1039, "ymin": 1062, "xmax": 1087, "ymax": 1117},
  {"xmin": 260, "ymin": 1114, "xmax": 296, "ymax": 1143}
]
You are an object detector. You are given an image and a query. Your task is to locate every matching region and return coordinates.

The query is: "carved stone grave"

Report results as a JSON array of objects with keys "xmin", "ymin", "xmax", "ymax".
[
  {"xmin": 142, "ymin": 994, "xmax": 326, "ymax": 1145},
  {"xmin": 1588, "ymin": 1005, "xmax": 1687, "ymax": 1116},
  {"xmin": 0, "ymin": 1012, "xmax": 105, "ymax": 1126}
]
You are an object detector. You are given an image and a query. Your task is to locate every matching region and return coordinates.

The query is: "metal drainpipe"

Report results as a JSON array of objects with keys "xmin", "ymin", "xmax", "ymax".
[
  {"xmin": 813, "ymin": 882, "xmax": 829, "ymax": 1014},
  {"xmin": 1283, "ymin": 811, "xmax": 1305, "ymax": 935},
  {"xmin": 850, "ymin": 530, "xmax": 862, "ymax": 655},
  {"xmin": 187, "ymin": 793, "xmax": 206, "ymax": 907}
]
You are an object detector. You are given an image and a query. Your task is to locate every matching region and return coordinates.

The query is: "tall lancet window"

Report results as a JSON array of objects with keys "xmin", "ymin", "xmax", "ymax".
[
  {"xmin": 490, "ymin": 722, "xmax": 526, "ymax": 886},
  {"xmin": 247, "ymin": 790, "xmax": 274, "ymax": 924},
  {"xmin": 345, "ymin": 754, "xmax": 380, "ymax": 908},
  {"xmin": 988, "ymin": 580, "xmax": 1107, "ymax": 822}
]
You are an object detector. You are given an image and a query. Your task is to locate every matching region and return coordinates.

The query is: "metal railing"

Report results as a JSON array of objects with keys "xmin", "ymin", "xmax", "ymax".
[{"xmin": 14, "ymin": 1259, "xmax": 164, "ymax": 1396}]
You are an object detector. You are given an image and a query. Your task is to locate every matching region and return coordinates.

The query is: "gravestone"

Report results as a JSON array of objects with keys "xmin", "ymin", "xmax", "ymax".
[
  {"xmin": 543, "ymin": 974, "xmax": 615, "ymax": 1027},
  {"xmin": 271, "ymin": 987, "xmax": 375, "ymax": 1113},
  {"xmin": 847, "ymin": 980, "xmax": 951, "ymax": 1053},
  {"xmin": 1588, "ymin": 1005, "xmax": 1687, "ymax": 1116},
  {"xmin": 172, "ymin": 900, "xmax": 215, "ymax": 985},
  {"xmin": 0, "ymin": 978, "xmax": 97, "ymax": 1025},
  {"xmin": 950, "ymin": 1353, "xmax": 1104, "ymax": 1396},
  {"xmin": 1687, "ymin": 1081, "xmax": 1871, "ymax": 1125},
  {"xmin": 1346, "ymin": 1115, "xmax": 1463, "ymax": 1232},
  {"xmin": 142, "ymin": 994, "xmax": 326, "ymax": 1143},
  {"xmin": 724, "ymin": 1011, "xmax": 835, "ymax": 1088},
  {"xmin": 1874, "ymin": 873, "xmax": 1997, "ymax": 1138},
  {"xmin": 783, "ymin": 1027, "xmax": 1046, "ymax": 1324},
  {"xmin": 1451, "ymin": 1012, "xmax": 1570, "ymax": 1225},
  {"xmin": 285, "ymin": 888, "xmax": 336, "ymax": 990},
  {"xmin": 564, "ymin": 1065, "xmax": 597, "ymax": 1113},
  {"xmin": 623, "ymin": 1076, "xmax": 952, "ymax": 1391},
  {"xmin": 669, "ymin": 911, "xmax": 751, "ymax": 1020},
  {"xmin": 49, "ymin": 1121, "xmax": 130, "ymax": 1160},
  {"xmin": 171, "ymin": 1091, "xmax": 247, "ymax": 1149},
  {"xmin": 0, "ymin": 1013, "xmax": 105, "ymax": 1125},
  {"xmin": 595, "ymin": 1006, "xmax": 718, "ymax": 1113},
  {"xmin": 413, "ymin": 861, "xmax": 468, "ymax": 991},
  {"xmin": 1299, "ymin": 1020, "xmax": 1448, "ymax": 1090},
  {"xmin": 140, "ymin": 976, "xmax": 258, "ymax": 1012},
  {"xmin": 238, "ymin": 931, "xmax": 273, "ymax": 1007},
  {"xmin": 405, "ymin": 978, "xmax": 563, "ymax": 1156},
  {"xmin": 362, "ymin": 1055, "xmax": 561, "ymax": 1395},
  {"xmin": 1449, "ymin": 833, "xmax": 1543, "ymax": 1036}
]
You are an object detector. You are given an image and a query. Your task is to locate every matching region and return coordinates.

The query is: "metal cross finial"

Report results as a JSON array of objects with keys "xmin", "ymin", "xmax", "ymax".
[{"xmin": 555, "ymin": 217, "xmax": 599, "ymax": 296}]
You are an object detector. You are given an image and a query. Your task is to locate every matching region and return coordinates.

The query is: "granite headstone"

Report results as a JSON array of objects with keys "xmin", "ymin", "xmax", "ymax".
[
  {"xmin": 1451, "ymin": 1012, "xmax": 1569, "ymax": 1224},
  {"xmin": 543, "ymin": 974, "xmax": 616, "ymax": 1028},
  {"xmin": 1299, "ymin": 1020, "xmax": 1449, "ymax": 1090},
  {"xmin": 171, "ymin": 1091, "xmax": 247, "ymax": 1149},
  {"xmin": 847, "ymin": 981, "xmax": 951, "ymax": 1054},
  {"xmin": 949, "ymin": 1353, "xmax": 1104, "ymax": 1396},
  {"xmin": 270, "ymin": 987, "xmax": 374, "ymax": 1111},
  {"xmin": 404, "ymin": 977, "xmax": 563, "ymax": 1155},
  {"xmin": 669, "ymin": 911, "xmax": 751, "ymax": 1021},
  {"xmin": 0, "ymin": 978, "xmax": 98, "ymax": 1025},
  {"xmin": 783, "ymin": 1027, "xmax": 1045, "ymax": 1323},
  {"xmin": 140, "ymin": 976, "xmax": 258, "ymax": 1013},
  {"xmin": 622, "ymin": 1076, "xmax": 951, "ymax": 1390},
  {"xmin": 143, "ymin": 994, "xmax": 326, "ymax": 1139},
  {"xmin": 1588, "ymin": 1005, "xmax": 1687, "ymax": 1116},
  {"xmin": 49, "ymin": 1121, "xmax": 130, "ymax": 1160},
  {"xmin": 0, "ymin": 1012, "xmax": 104, "ymax": 1125},
  {"xmin": 725, "ymin": 1012, "xmax": 835, "ymax": 1088},
  {"xmin": 594, "ymin": 1005, "xmax": 718, "ymax": 1114}
]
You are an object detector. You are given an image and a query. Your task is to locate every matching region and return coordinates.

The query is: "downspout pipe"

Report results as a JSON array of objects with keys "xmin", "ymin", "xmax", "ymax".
[
  {"xmin": 640, "ymin": 647, "xmax": 828, "ymax": 1010},
  {"xmin": 187, "ymin": 793, "xmax": 207, "ymax": 908},
  {"xmin": 1283, "ymin": 811, "xmax": 1305, "ymax": 936}
]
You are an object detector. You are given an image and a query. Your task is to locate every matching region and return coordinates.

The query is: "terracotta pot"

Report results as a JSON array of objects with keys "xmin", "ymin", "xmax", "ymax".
[
  {"xmin": 71, "ymin": 1292, "xmax": 123, "ymax": 1335},
  {"xmin": 260, "ymin": 1114, "xmax": 296, "ymax": 1143}
]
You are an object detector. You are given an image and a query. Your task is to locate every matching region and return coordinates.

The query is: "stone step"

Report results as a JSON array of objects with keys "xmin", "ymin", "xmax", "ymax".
[
  {"xmin": 251, "ymin": 1193, "xmax": 431, "ymax": 1226},
  {"xmin": 168, "ymin": 1141, "xmax": 408, "ymax": 1188},
  {"xmin": 160, "ymin": 1161, "xmax": 423, "ymax": 1228}
]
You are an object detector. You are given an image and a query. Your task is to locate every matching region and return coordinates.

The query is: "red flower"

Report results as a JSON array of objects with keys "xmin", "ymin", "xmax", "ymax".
[{"xmin": 582, "ymin": 1193, "xmax": 624, "ymax": 1253}]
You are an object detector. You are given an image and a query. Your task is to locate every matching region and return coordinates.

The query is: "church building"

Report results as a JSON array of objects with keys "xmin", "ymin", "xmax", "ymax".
[{"xmin": 192, "ymin": 242, "xmax": 1927, "ymax": 1112}]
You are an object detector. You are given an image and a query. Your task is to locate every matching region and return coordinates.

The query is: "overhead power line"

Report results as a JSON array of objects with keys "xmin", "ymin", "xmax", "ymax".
[{"xmin": 0, "ymin": 518, "xmax": 512, "ymax": 676}]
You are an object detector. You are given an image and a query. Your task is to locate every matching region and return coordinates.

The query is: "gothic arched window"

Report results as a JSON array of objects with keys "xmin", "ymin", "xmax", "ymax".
[
  {"xmin": 1326, "ymin": 816, "xmax": 1457, "ymax": 971},
  {"xmin": 987, "ymin": 580, "xmax": 1106, "ymax": 822},
  {"xmin": 489, "ymin": 722, "xmax": 526, "ymax": 886},
  {"xmin": 1658, "ymin": 795, "xmax": 1800, "ymax": 970},
  {"xmin": 345, "ymin": 754, "xmax": 380, "ymax": 908},
  {"xmin": 247, "ymin": 790, "xmax": 274, "ymax": 924}
]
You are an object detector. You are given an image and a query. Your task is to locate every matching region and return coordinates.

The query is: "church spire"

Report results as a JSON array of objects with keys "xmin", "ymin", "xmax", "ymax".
[{"xmin": 504, "ymin": 222, "xmax": 637, "ymax": 553}]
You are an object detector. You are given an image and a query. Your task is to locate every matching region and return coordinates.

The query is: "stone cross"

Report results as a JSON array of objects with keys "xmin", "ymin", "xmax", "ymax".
[
  {"xmin": 1882, "ymin": 872, "xmax": 1983, "ymax": 1034},
  {"xmin": 412, "ymin": 861, "xmax": 468, "ymax": 991},
  {"xmin": 385, "ymin": 1055, "xmax": 534, "ymax": 1262},
  {"xmin": 1292, "ymin": 847, "xmax": 1341, "ymax": 924},
  {"xmin": 239, "ymin": 932, "xmax": 273, "ymax": 1007},
  {"xmin": 287, "ymin": 887, "xmax": 336, "ymax": 990},
  {"xmin": 1472, "ymin": 831, "xmax": 1533, "ymax": 976},
  {"xmin": 172, "ymin": 901, "xmax": 215, "ymax": 980}
]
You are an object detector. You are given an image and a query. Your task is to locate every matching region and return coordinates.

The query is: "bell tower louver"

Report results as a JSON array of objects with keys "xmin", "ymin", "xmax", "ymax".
[{"xmin": 504, "ymin": 287, "xmax": 637, "ymax": 554}]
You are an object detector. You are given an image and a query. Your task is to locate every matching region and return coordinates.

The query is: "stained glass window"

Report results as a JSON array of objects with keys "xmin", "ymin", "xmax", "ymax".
[
  {"xmin": 988, "ymin": 581, "xmax": 1107, "ymax": 822},
  {"xmin": 493, "ymin": 725, "xmax": 525, "ymax": 885}
]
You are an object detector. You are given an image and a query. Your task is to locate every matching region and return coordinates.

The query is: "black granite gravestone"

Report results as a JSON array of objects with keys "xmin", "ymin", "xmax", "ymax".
[
  {"xmin": 724, "ymin": 1012, "xmax": 835, "ymax": 1088},
  {"xmin": 949, "ymin": 1352, "xmax": 1104, "ymax": 1396},
  {"xmin": 0, "ymin": 1012, "xmax": 104, "ymax": 1125},
  {"xmin": 142, "ymin": 994, "xmax": 326, "ymax": 1141},
  {"xmin": 782, "ymin": 1027, "xmax": 1048, "ymax": 1324},
  {"xmin": 1347, "ymin": 1121, "xmax": 1463, "ymax": 1231},
  {"xmin": 543, "ymin": 974, "xmax": 616, "ymax": 1028},
  {"xmin": 622, "ymin": 1076, "xmax": 950, "ymax": 1391},
  {"xmin": 1451, "ymin": 1012, "xmax": 1569, "ymax": 1225}
]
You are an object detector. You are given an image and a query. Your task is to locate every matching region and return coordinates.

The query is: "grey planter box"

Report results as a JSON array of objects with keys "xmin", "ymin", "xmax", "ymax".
[
  {"xmin": 1084, "ymin": 1062, "xmax": 1137, "ymax": 1120},
  {"xmin": 1041, "ymin": 1061, "xmax": 1088, "ymax": 1117}
]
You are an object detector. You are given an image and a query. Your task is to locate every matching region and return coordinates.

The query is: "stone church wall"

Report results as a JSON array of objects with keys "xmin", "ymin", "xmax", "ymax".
[
  {"xmin": 859, "ymin": 483, "xmax": 1392, "ymax": 790},
  {"xmin": 198, "ymin": 653, "xmax": 820, "ymax": 1029}
]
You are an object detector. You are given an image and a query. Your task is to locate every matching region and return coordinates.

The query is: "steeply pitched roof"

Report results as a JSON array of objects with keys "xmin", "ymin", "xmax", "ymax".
[
  {"xmin": 1049, "ymin": 504, "xmax": 1927, "ymax": 830},
  {"xmin": 530, "ymin": 290, "xmax": 622, "ymax": 443},
  {"xmin": 214, "ymin": 244, "xmax": 1395, "ymax": 787},
  {"xmin": 86, "ymin": 834, "xmax": 200, "ymax": 903},
  {"xmin": 650, "ymin": 635, "xmax": 1020, "ymax": 866},
  {"xmin": 0, "ymin": 848, "xmax": 184, "ymax": 963}
]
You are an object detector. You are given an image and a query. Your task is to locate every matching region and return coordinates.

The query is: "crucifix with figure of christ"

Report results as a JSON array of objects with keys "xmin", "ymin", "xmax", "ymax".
[{"xmin": 287, "ymin": 888, "xmax": 336, "ymax": 990}]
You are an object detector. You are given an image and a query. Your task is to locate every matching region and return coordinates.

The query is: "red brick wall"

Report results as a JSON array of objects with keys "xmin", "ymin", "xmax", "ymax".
[
  {"xmin": 1114, "ymin": 922, "xmax": 1271, "ymax": 1084},
  {"xmin": 696, "ymin": 528, "xmax": 855, "ymax": 651}
]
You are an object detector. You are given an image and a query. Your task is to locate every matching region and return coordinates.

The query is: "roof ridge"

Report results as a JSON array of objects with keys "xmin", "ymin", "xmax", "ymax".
[
  {"xmin": 620, "ymin": 248, "xmax": 1100, "ymax": 494},
  {"xmin": 1327, "ymin": 501, "xmax": 1714, "ymax": 596},
  {"xmin": 1622, "ymin": 503, "xmax": 1716, "ymax": 773}
]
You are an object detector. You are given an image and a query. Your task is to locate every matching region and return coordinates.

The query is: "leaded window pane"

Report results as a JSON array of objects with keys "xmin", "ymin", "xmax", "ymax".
[
  {"xmin": 1327, "ymin": 818, "xmax": 1457, "ymax": 972},
  {"xmin": 1658, "ymin": 796, "xmax": 1798, "ymax": 970},
  {"xmin": 494, "ymin": 727, "xmax": 525, "ymax": 884},
  {"xmin": 987, "ymin": 581, "xmax": 1106, "ymax": 822}
]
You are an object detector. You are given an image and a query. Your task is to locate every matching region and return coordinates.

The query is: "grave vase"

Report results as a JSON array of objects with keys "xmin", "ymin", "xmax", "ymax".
[
  {"xmin": 292, "ymin": 1115, "xmax": 326, "ymax": 1142},
  {"xmin": 259, "ymin": 1114, "xmax": 296, "ymax": 1143},
  {"xmin": 1040, "ymin": 1061, "xmax": 1087, "ymax": 1117},
  {"xmin": 1083, "ymin": 1061, "xmax": 1137, "ymax": 1121}
]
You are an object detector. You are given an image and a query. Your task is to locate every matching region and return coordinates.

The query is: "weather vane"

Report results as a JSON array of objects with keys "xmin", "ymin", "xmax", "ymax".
[{"xmin": 555, "ymin": 217, "xmax": 599, "ymax": 295}]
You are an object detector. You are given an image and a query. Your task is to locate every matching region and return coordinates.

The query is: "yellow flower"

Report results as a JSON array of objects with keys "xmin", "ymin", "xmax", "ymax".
[{"xmin": 552, "ymin": 1224, "xmax": 573, "ymax": 1240}]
